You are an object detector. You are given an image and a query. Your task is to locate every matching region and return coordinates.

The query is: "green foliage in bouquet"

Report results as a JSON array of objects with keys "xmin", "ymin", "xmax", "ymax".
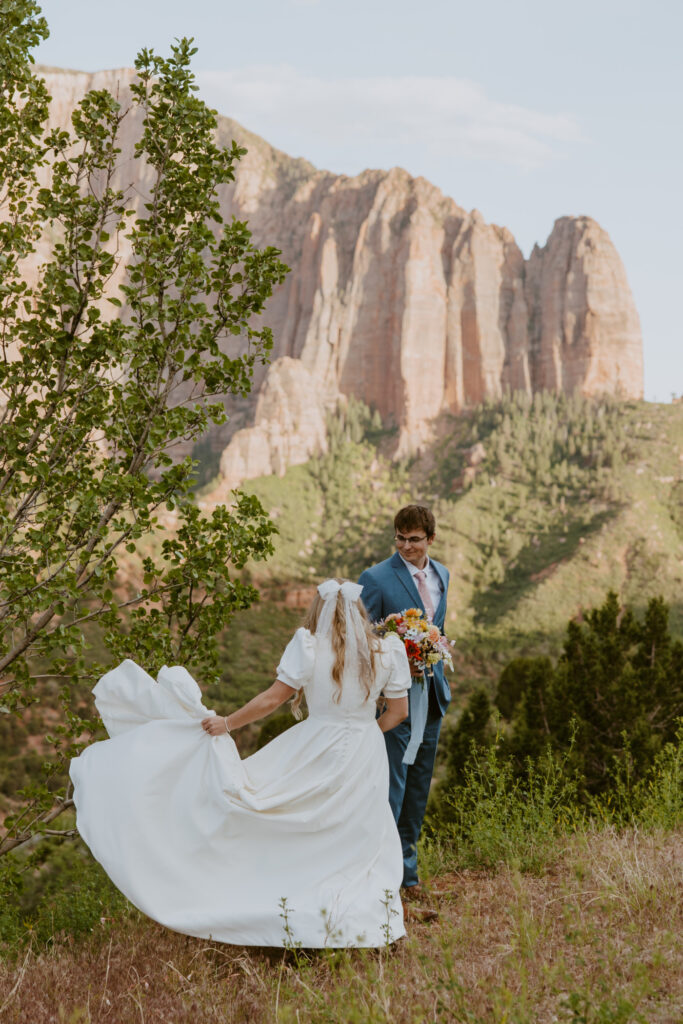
[{"xmin": 0, "ymin": 3, "xmax": 287, "ymax": 855}]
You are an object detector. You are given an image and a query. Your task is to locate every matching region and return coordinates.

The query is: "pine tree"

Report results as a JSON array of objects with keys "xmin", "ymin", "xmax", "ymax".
[{"xmin": 499, "ymin": 593, "xmax": 683, "ymax": 795}]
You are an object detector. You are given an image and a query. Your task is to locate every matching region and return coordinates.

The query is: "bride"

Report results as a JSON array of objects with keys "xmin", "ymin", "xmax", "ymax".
[{"xmin": 70, "ymin": 579, "xmax": 411, "ymax": 948}]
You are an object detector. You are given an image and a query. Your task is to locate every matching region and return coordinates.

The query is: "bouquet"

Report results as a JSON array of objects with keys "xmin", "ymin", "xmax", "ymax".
[{"xmin": 375, "ymin": 608, "xmax": 454, "ymax": 679}]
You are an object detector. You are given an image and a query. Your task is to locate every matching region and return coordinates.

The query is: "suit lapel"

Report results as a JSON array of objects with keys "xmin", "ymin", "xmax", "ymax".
[
  {"xmin": 390, "ymin": 551, "xmax": 424, "ymax": 612},
  {"xmin": 431, "ymin": 559, "xmax": 448, "ymax": 625}
]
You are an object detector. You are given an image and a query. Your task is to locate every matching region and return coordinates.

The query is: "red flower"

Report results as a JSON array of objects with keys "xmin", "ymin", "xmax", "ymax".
[{"xmin": 405, "ymin": 639, "xmax": 421, "ymax": 659}]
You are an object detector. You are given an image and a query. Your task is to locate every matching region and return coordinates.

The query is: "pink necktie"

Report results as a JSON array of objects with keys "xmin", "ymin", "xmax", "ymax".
[{"xmin": 415, "ymin": 570, "xmax": 435, "ymax": 621}]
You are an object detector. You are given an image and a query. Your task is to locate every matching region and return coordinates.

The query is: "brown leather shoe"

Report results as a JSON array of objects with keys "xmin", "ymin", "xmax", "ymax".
[{"xmin": 401, "ymin": 883, "xmax": 429, "ymax": 901}]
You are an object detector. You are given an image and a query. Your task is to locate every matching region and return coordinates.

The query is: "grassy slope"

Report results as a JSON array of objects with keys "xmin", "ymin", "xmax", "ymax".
[{"xmin": 1, "ymin": 829, "xmax": 680, "ymax": 1023}]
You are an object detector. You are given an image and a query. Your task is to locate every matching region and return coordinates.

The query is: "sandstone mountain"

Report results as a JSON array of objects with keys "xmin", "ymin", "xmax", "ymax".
[{"xmin": 35, "ymin": 68, "xmax": 644, "ymax": 493}]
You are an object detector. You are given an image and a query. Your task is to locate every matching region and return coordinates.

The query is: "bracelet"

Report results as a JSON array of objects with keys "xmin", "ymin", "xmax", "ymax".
[{"xmin": 223, "ymin": 716, "xmax": 231, "ymax": 734}]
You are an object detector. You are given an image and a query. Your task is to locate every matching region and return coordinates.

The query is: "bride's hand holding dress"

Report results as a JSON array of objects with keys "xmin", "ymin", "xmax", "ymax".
[{"xmin": 200, "ymin": 680, "xmax": 298, "ymax": 736}]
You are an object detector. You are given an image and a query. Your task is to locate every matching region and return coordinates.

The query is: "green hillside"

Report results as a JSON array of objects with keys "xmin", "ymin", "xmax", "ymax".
[{"xmin": 204, "ymin": 394, "xmax": 683, "ymax": 714}]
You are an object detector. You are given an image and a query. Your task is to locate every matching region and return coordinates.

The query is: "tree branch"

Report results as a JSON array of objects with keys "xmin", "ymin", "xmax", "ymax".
[{"xmin": 0, "ymin": 798, "xmax": 75, "ymax": 855}]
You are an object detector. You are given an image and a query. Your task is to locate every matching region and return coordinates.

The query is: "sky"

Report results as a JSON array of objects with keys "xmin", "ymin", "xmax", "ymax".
[{"xmin": 34, "ymin": 0, "xmax": 682, "ymax": 402}]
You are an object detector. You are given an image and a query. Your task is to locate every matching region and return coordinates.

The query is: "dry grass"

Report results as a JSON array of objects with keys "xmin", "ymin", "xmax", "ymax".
[{"xmin": 1, "ymin": 828, "xmax": 681, "ymax": 1024}]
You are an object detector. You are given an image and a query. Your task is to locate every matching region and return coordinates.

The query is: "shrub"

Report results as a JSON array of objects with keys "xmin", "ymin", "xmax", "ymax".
[
  {"xmin": 0, "ymin": 840, "xmax": 129, "ymax": 952},
  {"xmin": 431, "ymin": 740, "xmax": 583, "ymax": 873}
]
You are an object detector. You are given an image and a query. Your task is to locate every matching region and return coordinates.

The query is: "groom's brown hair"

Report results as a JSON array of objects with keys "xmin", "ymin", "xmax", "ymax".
[{"xmin": 394, "ymin": 505, "xmax": 436, "ymax": 539}]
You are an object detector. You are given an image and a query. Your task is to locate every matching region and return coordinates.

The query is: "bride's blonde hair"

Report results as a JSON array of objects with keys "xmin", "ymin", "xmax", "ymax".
[{"xmin": 290, "ymin": 579, "xmax": 381, "ymax": 719}]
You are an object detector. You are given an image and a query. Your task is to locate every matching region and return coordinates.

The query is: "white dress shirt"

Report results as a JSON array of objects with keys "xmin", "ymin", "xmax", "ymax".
[{"xmin": 398, "ymin": 553, "xmax": 444, "ymax": 615}]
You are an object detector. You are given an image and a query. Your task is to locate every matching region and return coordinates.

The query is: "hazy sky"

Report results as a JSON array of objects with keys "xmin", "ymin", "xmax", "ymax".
[{"xmin": 34, "ymin": 0, "xmax": 681, "ymax": 401}]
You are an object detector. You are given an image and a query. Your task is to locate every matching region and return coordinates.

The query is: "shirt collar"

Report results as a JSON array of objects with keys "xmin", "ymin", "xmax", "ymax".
[{"xmin": 398, "ymin": 551, "xmax": 431, "ymax": 577}]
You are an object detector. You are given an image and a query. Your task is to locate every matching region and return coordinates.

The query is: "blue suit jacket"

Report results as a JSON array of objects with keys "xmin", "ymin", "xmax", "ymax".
[{"xmin": 358, "ymin": 551, "xmax": 451, "ymax": 716}]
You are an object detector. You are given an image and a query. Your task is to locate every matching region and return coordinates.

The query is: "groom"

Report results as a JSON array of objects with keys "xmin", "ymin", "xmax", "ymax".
[{"xmin": 358, "ymin": 505, "xmax": 450, "ymax": 889}]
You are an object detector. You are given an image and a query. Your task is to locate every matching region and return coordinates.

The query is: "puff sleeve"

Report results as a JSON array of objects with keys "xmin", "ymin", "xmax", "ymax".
[
  {"xmin": 380, "ymin": 633, "xmax": 411, "ymax": 699},
  {"xmin": 276, "ymin": 627, "xmax": 316, "ymax": 690}
]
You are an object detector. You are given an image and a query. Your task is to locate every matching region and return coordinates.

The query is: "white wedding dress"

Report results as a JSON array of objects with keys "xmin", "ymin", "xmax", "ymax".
[{"xmin": 70, "ymin": 628, "xmax": 411, "ymax": 948}]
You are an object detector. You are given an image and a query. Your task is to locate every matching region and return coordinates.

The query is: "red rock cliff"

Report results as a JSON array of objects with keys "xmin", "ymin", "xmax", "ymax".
[{"xmin": 35, "ymin": 68, "xmax": 644, "ymax": 490}]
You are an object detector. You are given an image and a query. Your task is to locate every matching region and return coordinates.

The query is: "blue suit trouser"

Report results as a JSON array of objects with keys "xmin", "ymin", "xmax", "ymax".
[{"xmin": 384, "ymin": 706, "xmax": 442, "ymax": 887}]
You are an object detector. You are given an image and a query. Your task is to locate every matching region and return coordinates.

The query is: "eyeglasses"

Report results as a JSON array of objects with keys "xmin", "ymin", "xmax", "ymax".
[{"xmin": 395, "ymin": 533, "xmax": 428, "ymax": 545}]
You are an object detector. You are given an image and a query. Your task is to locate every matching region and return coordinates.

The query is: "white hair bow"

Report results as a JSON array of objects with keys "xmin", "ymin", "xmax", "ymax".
[
  {"xmin": 317, "ymin": 579, "xmax": 363, "ymax": 603},
  {"xmin": 315, "ymin": 579, "xmax": 369, "ymax": 684}
]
